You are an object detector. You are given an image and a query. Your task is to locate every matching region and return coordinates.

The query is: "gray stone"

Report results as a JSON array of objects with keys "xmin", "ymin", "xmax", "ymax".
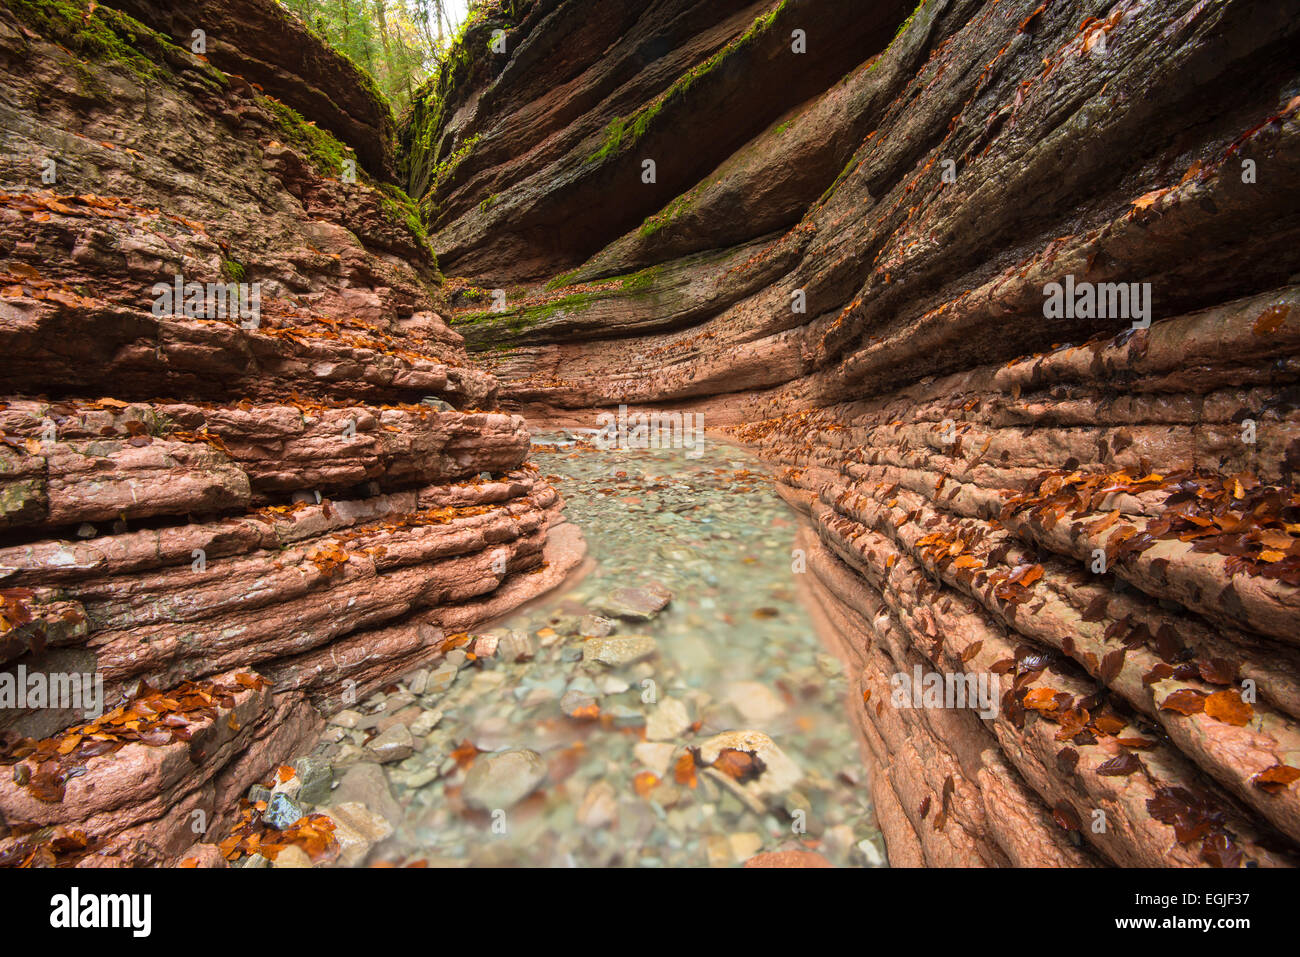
[
  {"xmin": 329, "ymin": 709, "xmax": 365, "ymax": 728},
  {"xmin": 461, "ymin": 749, "xmax": 548, "ymax": 811},
  {"xmin": 272, "ymin": 845, "xmax": 313, "ymax": 868},
  {"xmin": 606, "ymin": 705, "xmax": 645, "ymax": 728},
  {"xmin": 579, "ymin": 614, "xmax": 615, "ymax": 638},
  {"xmin": 582, "ymin": 634, "xmax": 657, "ymax": 667},
  {"xmin": 261, "ymin": 792, "xmax": 305, "ymax": 831},
  {"xmin": 561, "ymin": 688, "xmax": 597, "ymax": 717},
  {"xmin": 645, "ymin": 697, "xmax": 690, "ymax": 741},
  {"xmin": 334, "ymin": 762, "xmax": 403, "ymax": 827},
  {"xmin": 499, "ymin": 630, "xmax": 535, "ymax": 663},
  {"xmin": 576, "ymin": 780, "xmax": 618, "ymax": 829},
  {"xmin": 366, "ymin": 723, "xmax": 414, "ymax": 764},
  {"xmin": 591, "ymin": 582, "xmax": 672, "ymax": 620},
  {"xmin": 322, "ymin": 802, "xmax": 394, "ymax": 868},
  {"xmin": 426, "ymin": 663, "xmax": 459, "ymax": 694},
  {"xmin": 410, "ymin": 709, "xmax": 443, "ymax": 737}
]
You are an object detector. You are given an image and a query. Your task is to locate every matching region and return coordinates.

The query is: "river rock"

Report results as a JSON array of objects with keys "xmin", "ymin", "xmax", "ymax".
[
  {"xmin": 591, "ymin": 583, "xmax": 672, "ymax": 620},
  {"xmin": 365, "ymin": 724, "xmax": 414, "ymax": 764},
  {"xmin": 725, "ymin": 682, "xmax": 788, "ymax": 723},
  {"xmin": 645, "ymin": 697, "xmax": 691, "ymax": 742},
  {"xmin": 261, "ymin": 793, "xmax": 304, "ymax": 831},
  {"xmin": 582, "ymin": 635, "xmax": 657, "ymax": 667},
  {"xmin": 461, "ymin": 749, "xmax": 548, "ymax": 811},
  {"xmin": 333, "ymin": 763, "xmax": 402, "ymax": 828}
]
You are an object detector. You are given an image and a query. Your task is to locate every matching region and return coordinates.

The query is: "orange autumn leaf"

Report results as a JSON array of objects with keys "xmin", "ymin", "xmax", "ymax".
[
  {"xmin": 711, "ymin": 748, "xmax": 765, "ymax": 783},
  {"xmin": 1131, "ymin": 187, "xmax": 1170, "ymax": 210},
  {"xmin": 1203, "ymin": 690, "xmax": 1253, "ymax": 727},
  {"xmin": 632, "ymin": 771, "xmax": 659, "ymax": 797},
  {"xmin": 1023, "ymin": 687, "xmax": 1060, "ymax": 712},
  {"xmin": 673, "ymin": 751, "xmax": 698, "ymax": 789},
  {"xmin": 1159, "ymin": 689, "xmax": 1207, "ymax": 715},
  {"xmin": 1252, "ymin": 764, "xmax": 1300, "ymax": 793},
  {"xmin": 1253, "ymin": 304, "xmax": 1290, "ymax": 336},
  {"xmin": 450, "ymin": 740, "xmax": 480, "ymax": 768}
]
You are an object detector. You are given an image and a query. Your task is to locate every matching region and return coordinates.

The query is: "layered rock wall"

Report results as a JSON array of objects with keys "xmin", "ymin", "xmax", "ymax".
[
  {"xmin": 0, "ymin": 0, "xmax": 581, "ymax": 864},
  {"xmin": 410, "ymin": 0, "xmax": 1300, "ymax": 866}
]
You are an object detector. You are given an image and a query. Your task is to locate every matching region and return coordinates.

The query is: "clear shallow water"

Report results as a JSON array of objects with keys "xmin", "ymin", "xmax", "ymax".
[{"xmin": 309, "ymin": 435, "xmax": 884, "ymax": 867}]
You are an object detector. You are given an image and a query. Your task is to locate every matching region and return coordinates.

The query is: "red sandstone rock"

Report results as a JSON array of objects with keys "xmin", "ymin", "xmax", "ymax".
[{"xmin": 0, "ymin": 0, "xmax": 586, "ymax": 863}]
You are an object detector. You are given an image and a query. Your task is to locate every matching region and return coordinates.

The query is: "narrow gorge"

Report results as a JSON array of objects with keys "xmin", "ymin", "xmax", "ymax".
[{"xmin": 2, "ymin": 0, "xmax": 1299, "ymax": 874}]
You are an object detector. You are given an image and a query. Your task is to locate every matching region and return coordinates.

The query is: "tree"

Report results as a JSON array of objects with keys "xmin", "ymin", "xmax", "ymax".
[{"xmin": 278, "ymin": 0, "xmax": 460, "ymax": 112}]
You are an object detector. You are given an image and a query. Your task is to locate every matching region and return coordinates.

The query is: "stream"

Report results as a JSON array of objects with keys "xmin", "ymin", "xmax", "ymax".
[{"xmin": 292, "ymin": 433, "xmax": 886, "ymax": 867}]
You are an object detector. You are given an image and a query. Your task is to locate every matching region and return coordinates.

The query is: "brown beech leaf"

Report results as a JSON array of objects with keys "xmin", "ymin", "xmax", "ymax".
[
  {"xmin": 1251, "ymin": 764, "xmax": 1300, "ymax": 794},
  {"xmin": 1159, "ymin": 689, "xmax": 1207, "ymax": 715},
  {"xmin": 1096, "ymin": 752, "xmax": 1143, "ymax": 776},
  {"xmin": 1100, "ymin": 647, "xmax": 1126, "ymax": 684},
  {"xmin": 1203, "ymin": 690, "xmax": 1253, "ymax": 727},
  {"xmin": 1197, "ymin": 658, "xmax": 1237, "ymax": 686},
  {"xmin": 711, "ymin": 748, "xmax": 765, "ymax": 783},
  {"xmin": 673, "ymin": 751, "xmax": 698, "ymax": 789},
  {"xmin": 1052, "ymin": 802, "xmax": 1082, "ymax": 832},
  {"xmin": 1081, "ymin": 595, "xmax": 1110, "ymax": 622},
  {"xmin": 1056, "ymin": 747, "xmax": 1079, "ymax": 773},
  {"xmin": 1023, "ymin": 687, "xmax": 1060, "ymax": 712}
]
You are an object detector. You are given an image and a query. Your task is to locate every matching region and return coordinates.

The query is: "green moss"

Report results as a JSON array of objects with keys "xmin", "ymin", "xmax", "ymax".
[
  {"xmin": 6, "ymin": 0, "xmax": 222, "ymax": 88},
  {"xmin": 430, "ymin": 134, "xmax": 480, "ymax": 194},
  {"xmin": 814, "ymin": 0, "xmax": 928, "ymax": 208},
  {"xmin": 458, "ymin": 265, "xmax": 664, "ymax": 337},
  {"xmin": 544, "ymin": 268, "xmax": 583, "ymax": 292},
  {"xmin": 263, "ymin": 97, "xmax": 354, "ymax": 175},
  {"xmin": 638, "ymin": 189, "xmax": 697, "ymax": 238},
  {"xmin": 455, "ymin": 291, "xmax": 599, "ymax": 330},
  {"xmin": 261, "ymin": 95, "xmax": 431, "ymax": 259},
  {"xmin": 220, "ymin": 257, "xmax": 247, "ymax": 283},
  {"xmin": 893, "ymin": 0, "xmax": 928, "ymax": 42},
  {"xmin": 585, "ymin": 0, "xmax": 790, "ymax": 163},
  {"xmin": 378, "ymin": 183, "xmax": 429, "ymax": 240},
  {"xmin": 616, "ymin": 264, "xmax": 664, "ymax": 293}
]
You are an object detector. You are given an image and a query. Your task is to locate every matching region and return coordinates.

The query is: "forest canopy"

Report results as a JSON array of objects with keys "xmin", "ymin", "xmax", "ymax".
[{"xmin": 277, "ymin": 0, "xmax": 470, "ymax": 111}]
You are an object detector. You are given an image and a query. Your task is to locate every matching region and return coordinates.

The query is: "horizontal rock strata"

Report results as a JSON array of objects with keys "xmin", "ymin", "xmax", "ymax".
[{"xmin": 0, "ymin": 0, "xmax": 582, "ymax": 865}]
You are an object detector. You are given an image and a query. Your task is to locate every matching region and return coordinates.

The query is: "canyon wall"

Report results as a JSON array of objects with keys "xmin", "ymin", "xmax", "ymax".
[
  {"xmin": 0, "ymin": 0, "xmax": 582, "ymax": 865},
  {"xmin": 408, "ymin": 0, "xmax": 1300, "ymax": 866}
]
